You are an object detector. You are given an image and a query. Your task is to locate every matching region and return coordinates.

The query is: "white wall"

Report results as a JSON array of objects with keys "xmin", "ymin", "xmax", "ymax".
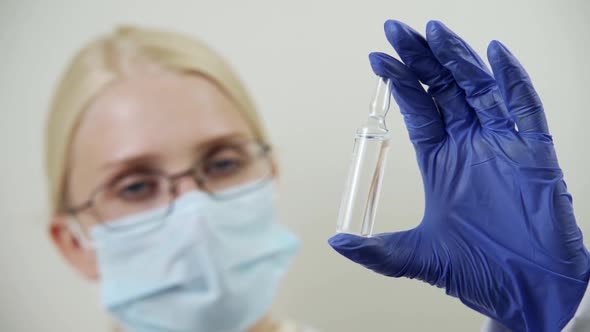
[{"xmin": 1, "ymin": 0, "xmax": 589, "ymax": 331}]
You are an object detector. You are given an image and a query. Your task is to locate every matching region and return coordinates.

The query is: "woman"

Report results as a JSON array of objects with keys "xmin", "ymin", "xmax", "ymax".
[
  {"xmin": 46, "ymin": 25, "xmax": 311, "ymax": 332},
  {"xmin": 46, "ymin": 19, "xmax": 590, "ymax": 332}
]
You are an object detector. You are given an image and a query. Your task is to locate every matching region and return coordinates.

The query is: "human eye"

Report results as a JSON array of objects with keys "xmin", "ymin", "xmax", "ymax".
[
  {"xmin": 202, "ymin": 148, "xmax": 248, "ymax": 179},
  {"xmin": 110, "ymin": 174, "xmax": 163, "ymax": 202}
]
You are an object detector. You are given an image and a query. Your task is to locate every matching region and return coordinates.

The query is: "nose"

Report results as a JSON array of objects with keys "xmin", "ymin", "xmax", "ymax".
[{"xmin": 174, "ymin": 175, "xmax": 201, "ymax": 196}]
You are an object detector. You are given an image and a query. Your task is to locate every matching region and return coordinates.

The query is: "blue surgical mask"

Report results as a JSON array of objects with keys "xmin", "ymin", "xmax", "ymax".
[{"xmin": 89, "ymin": 181, "xmax": 299, "ymax": 332}]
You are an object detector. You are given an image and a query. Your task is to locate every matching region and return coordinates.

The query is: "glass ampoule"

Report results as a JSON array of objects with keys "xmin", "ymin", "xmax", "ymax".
[{"xmin": 336, "ymin": 77, "xmax": 392, "ymax": 237}]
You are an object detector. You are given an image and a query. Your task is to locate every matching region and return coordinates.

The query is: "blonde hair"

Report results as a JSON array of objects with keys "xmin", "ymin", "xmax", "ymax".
[{"xmin": 45, "ymin": 25, "xmax": 267, "ymax": 215}]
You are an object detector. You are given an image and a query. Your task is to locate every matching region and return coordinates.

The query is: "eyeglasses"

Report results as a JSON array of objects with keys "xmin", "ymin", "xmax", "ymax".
[{"xmin": 67, "ymin": 140, "xmax": 273, "ymax": 238}]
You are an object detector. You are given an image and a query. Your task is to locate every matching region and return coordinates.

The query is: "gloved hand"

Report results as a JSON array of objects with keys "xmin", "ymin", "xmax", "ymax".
[{"xmin": 329, "ymin": 20, "xmax": 590, "ymax": 332}]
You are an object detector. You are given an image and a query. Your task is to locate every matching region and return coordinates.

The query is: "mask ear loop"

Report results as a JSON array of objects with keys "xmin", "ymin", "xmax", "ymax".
[{"xmin": 66, "ymin": 219, "xmax": 95, "ymax": 250}]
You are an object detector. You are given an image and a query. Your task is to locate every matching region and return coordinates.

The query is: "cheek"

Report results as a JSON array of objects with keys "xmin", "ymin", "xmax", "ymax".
[
  {"xmin": 81, "ymin": 250, "xmax": 100, "ymax": 280},
  {"xmin": 68, "ymin": 225, "xmax": 100, "ymax": 280}
]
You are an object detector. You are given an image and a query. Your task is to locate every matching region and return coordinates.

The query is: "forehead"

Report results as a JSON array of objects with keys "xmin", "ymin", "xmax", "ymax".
[
  {"xmin": 75, "ymin": 71, "xmax": 251, "ymax": 156},
  {"xmin": 68, "ymin": 71, "xmax": 254, "ymax": 190}
]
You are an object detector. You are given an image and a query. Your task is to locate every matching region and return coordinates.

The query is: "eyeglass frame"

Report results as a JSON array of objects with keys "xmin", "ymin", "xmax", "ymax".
[{"xmin": 65, "ymin": 139, "xmax": 273, "ymax": 225}]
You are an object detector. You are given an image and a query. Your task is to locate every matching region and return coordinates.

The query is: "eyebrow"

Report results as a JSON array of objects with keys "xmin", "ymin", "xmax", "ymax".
[
  {"xmin": 99, "ymin": 132, "xmax": 253, "ymax": 172},
  {"xmin": 100, "ymin": 154, "xmax": 160, "ymax": 171}
]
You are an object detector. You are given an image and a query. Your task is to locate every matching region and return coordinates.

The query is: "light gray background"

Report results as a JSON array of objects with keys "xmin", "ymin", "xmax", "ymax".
[{"xmin": 1, "ymin": 0, "xmax": 589, "ymax": 331}]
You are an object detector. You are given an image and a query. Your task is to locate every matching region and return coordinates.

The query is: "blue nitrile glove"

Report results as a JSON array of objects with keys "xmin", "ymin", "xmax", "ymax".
[{"xmin": 329, "ymin": 20, "xmax": 590, "ymax": 331}]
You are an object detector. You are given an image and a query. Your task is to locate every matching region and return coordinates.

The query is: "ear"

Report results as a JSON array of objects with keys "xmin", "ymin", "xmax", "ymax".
[{"xmin": 48, "ymin": 215, "xmax": 99, "ymax": 281}]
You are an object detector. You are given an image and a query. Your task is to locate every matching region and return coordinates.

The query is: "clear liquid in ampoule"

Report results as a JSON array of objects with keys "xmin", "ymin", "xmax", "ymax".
[{"xmin": 336, "ymin": 77, "xmax": 392, "ymax": 237}]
